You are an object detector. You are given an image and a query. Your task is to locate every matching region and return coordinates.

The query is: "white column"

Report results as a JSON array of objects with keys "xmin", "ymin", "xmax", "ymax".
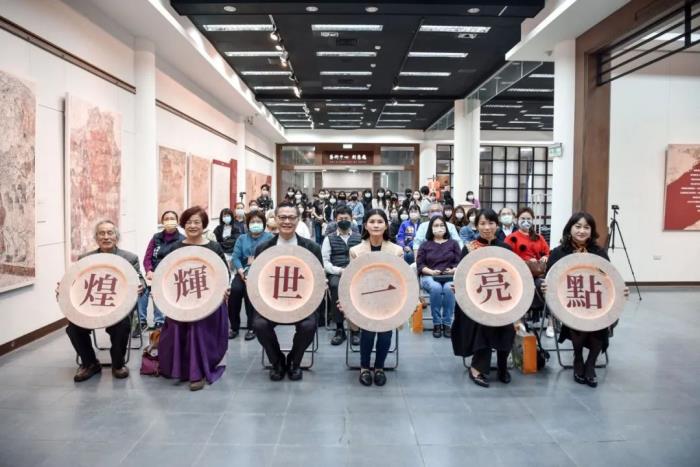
[
  {"xmin": 133, "ymin": 38, "xmax": 158, "ymax": 253},
  {"xmin": 419, "ymin": 142, "xmax": 436, "ymax": 188},
  {"xmin": 453, "ymin": 98, "xmax": 480, "ymax": 206},
  {"xmin": 550, "ymin": 40, "xmax": 576, "ymax": 246},
  {"xmin": 237, "ymin": 120, "xmax": 247, "ymax": 204}
]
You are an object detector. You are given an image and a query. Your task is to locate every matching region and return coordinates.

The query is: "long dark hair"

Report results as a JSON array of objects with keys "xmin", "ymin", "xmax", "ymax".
[
  {"xmin": 361, "ymin": 208, "xmax": 390, "ymax": 241},
  {"xmin": 426, "ymin": 215, "xmax": 451, "ymax": 241},
  {"xmin": 560, "ymin": 211, "xmax": 600, "ymax": 249},
  {"xmin": 516, "ymin": 207, "xmax": 539, "ymax": 241}
]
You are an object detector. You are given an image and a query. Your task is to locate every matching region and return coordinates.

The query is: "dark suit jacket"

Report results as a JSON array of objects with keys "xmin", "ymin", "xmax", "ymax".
[{"xmin": 254, "ymin": 234, "xmax": 323, "ymax": 266}]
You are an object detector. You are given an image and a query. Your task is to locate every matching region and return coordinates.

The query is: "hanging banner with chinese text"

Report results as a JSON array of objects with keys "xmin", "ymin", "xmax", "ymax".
[
  {"xmin": 454, "ymin": 247, "xmax": 534, "ymax": 327},
  {"xmin": 151, "ymin": 246, "xmax": 229, "ymax": 322},
  {"xmin": 322, "ymin": 151, "xmax": 373, "ymax": 165},
  {"xmin": 544, "ymin": 252, "xmax": 626, "ymax": 332},
  {"xmin": 339, "ymin": 252, "xmax": 419, "ymax": 332},
  {"xmin": 58, "ymin": 253, "xmax": 140, "ymax": 329},
  {"xmin": 247, "ymin": 245, "xmax": 326, "ymax": 324}
]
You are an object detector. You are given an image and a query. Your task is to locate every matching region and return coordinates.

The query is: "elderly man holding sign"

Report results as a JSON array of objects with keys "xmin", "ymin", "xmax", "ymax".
[
  {"xmin": 248, "ymin": 202, "xmax": 326, "ymax": 382},
  {"xmin": 57, "ymin": 220, "xmax": 145, "ymax": 382}
]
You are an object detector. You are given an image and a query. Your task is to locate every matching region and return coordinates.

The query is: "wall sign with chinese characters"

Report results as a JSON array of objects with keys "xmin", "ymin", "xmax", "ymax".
[
  {"xmin": 247, "ymin": 245, "xmax": 327, "ymax": 324},
  {"xmin": 151, "ymin": 246, "xmax": 230, "ymax": 322},
  {"xmin": 322, "ymin": 151, "xmax": 373, "ymax": 165},
  {"xmin": 544, "ymin": 253, "xmax": 626, "ymax": 332},
  {"xmin": 58, "ymin": 253, "xmax": 140, "ymax": 329},
  {"xmin": 453, "ymin": 247, "xmax": 534, "ymax": 327},
  {"xmin": 338, "ymin": 252, "xmax": 419, "ymax": 332}
]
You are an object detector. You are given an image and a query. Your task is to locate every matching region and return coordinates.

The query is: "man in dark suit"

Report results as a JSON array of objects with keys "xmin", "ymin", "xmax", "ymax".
[
  {"xmin": 253, "ymin": 202, "xmax": 323, "ymax": 381},
  {"xmin": 63, "ymin": 220, "xmax": 145, "ymax": 382}
]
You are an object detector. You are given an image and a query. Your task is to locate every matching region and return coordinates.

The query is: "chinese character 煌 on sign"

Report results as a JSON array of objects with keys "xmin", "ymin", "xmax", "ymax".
[{"xmin": 80, "ymin": 273, "xmax": 118, "ymax": 307}]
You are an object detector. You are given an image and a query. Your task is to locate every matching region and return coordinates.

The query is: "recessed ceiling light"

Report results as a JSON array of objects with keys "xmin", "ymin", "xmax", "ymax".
[
  {"xmin": 481, "ymin": 113, "xmax": 506, "ymax": 116},
  {"xmin": 393, "ymin": 86, "xmax": 438, "ymax": 91},
  {"xmin": 225, "ymin": 51, "xmax": 285, "ymax": 57},
  {"xmin": 223, "ymin": 5, "xmax": 236, "ymax": 12},
  {"xmin": 275, "ymin": 43, "xmax": 284, "ymax": 51},
  {"xmin": 365, "ymin": 6, "xmax": 379, "ymax": 13},
  {"xmin": 306, "ymin": 6, "xmax": 319, "ymax": 12},
  {"xmin": 382, "ymin": 112, "xmax": 416, "ymax": 115},
  {"xmin": 266, "ymin": 102, "xmax": 306, "ymax": 107},
  {"xmin": 370, "ymin": 63, "xmax": 377, "ymax": 68},
  {"xmin": 317, "ymin": 51, "xmax": 377, "ymax": 57},
  {"xmin": 408, "ymin": 51, "xmax": 468, "ymax": 58},
  {"xmin": 481, "ymin": 120, "xmax": 493, "ymax": 123},
  {"xmin": 326, "ymin": 103, "xmax": 365, "ymax": 107},
  {"xmin": 312, "ymin": 24, "xmax": 383, "ymax": 32},
  {"xmin": 508, "ymin": 121, "xmax": 541, "ymax": 125},
  {"xmin": 323, "ymin": 85, "xmax": 371, "ymax": 90},
  {"xmin": 314, "ymin": 107, "xmax": 321, "ymax": 111},
  {"xmin": 370, "ymin": 109, "xmax": 377, "ymax": 112},
  {"xmin": 520, "ymin": 110, "xmax": 527, "ymax": 113},
  {"xmin": 331, "ymin": 125, "xmax": 361, "ymax": 128},
  {"xmin": 399, "ymin": 71, "xmax": 451, "ymax": 77},
  {"xmin": 386, "ymin": 103, "xmax": 424, "ymax": 107},
  {"xmin": 496, "ymin": 126, "xmax": 526, "ymax": 130},
  {"xmin": 484, "ymin": 104, "xmax": 522, "ymax": 108},
  {"xmin": 420, "ymin": 25, "xmax": 490, "ymax": 34},
  {"xmin": 328, "ymin": 112, "xmax": 363, "ymax": 115},
  {"xmin": 524, "ymin": 114, "xmax": 553, "ymax": 117},
  {"xmin": 528, "ymin": 73, "xmax": 555, "ymax": 78},
  {"xmin": 241, "ymin": 70, "xmax": 292, "ymax": 76},
  {"xmin": 254, "ymin": 85, "xmax": 297, "ymax": 90},
  {"xmin": 376, "ymin": 125, "xmax": 406, "ymax": 128},
  {"xmin": 374, "ymin": 45, "xmax": 381, "ymax": 50},
  {"xmin": 541, "ymin": 105, "xmax": 554, "ymax": 109},
  {"xmin": 378, "ymin": 119, "xmax": 410, "ymax": 122},
  {"xmin": 203, "ymin": 24, "xmax": 273, "ymax": 32},
  {"xmin": 329, "ymin": 119, "xmax": 363, "ymax": 122},
  {"xmin": 280, "ymin": 119, "xmax": 314, "ymax": 123},
  {"xmin": 507, "ymin": 88, "xmax": 553, "ymax": 92},
  {"xmin": 320, "ymin": 71, "xmax": 373, "ymax": 76},
  {"xmin": 273, "ymin": 111, "xmax": 307, "ymax": 115},
  {"xmin": 467, "ymin": 7, "xmax": 480, "ymax": 14}
]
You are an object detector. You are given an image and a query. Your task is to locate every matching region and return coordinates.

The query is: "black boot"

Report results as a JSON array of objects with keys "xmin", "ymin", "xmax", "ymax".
[
  {"xmin": 432, "ymin": 324, "xmax": 442, "ymax": 338},
  {"xmin": 331, "ymin": 327, "xmax": 346, "ymax": 346}
]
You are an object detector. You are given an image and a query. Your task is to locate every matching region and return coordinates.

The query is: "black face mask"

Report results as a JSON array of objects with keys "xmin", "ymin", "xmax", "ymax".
[
  {"xmin": 337, "ymin": 220, "xmax": 352, "ymax": 231},
  {"xmin": 350, "ymin": 196, "xmax": 358, "ymax": 201}
]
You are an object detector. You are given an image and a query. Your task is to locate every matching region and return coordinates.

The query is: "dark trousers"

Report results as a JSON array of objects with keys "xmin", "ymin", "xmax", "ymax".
[
  {"xmin": 327, "ymin": 274, "xmax": 344, "ymax": 328},
  {"xmin": 571, "ymin": 330, "xmax": 604, "ymax": 377},
  {"xmin": 66, "ymin": 315, "xmax": 130, "ymax": 368},
  {"xmin": 228, "ymin": 274, "xmax": 253, "ymax": 332},
  {"xmin": 360, "ymin": 330, "xmax": 392, "ymax": 369},
  {"xmin": 252, "ymin": 311, "xmax": 317, "ymax": 367},
  {"xmin": 471, "ymin": 348, "xmax": 509, "ymax": 376}
]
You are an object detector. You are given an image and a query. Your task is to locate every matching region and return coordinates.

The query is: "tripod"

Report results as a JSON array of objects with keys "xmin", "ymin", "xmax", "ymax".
[{"xmin": 606, "ymin": 206, "xmax": 642, "ymax": 300}]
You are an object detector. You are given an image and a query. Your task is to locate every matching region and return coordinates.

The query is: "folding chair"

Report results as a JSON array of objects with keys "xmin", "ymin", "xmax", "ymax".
[
  {"xmin": 260, "ymin": 324, "xmax": 320, "ymax": 370},
  {"xmin": 76, "ymin": 309, "xmax": 138, "ymax": 367},
  {"xmin": 345, "ymin": 328, "xmax": 400, "ymax": 370}
]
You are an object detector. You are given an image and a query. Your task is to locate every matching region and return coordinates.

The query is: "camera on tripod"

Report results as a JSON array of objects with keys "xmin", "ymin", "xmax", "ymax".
[{"xmin": 611, "ymin": 204, "xmax": 620, "ymax": 211}]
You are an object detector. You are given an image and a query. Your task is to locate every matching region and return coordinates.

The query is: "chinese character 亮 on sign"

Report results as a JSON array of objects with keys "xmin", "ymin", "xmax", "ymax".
[{"xmin": 474, "ymin": 267, "xmax": 513, "ymax": 304}]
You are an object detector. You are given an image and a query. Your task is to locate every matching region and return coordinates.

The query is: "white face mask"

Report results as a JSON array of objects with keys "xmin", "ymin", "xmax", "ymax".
[
  {"xmin": 444, "ymin": 210, "xmax": 453, "ymax": 217},
  {"xmin": 468, "ymin": 215, "xmax": 476, "ymax": 223},
  {"xmin": 519, "ymin": 219, "xmax": 533, "ymax": 230},
  {"xmin": 235, "ymin": 209, "xmax": 245, "ymax": 217},
  {"xmin": 500, "ymin": 215, "xmax": 513, "ymax": 225},
  {"xmin": 413, "ymin": 194, "xmax": 420, "ymax": 200},
  {"xmin": 409, "ymin": 212, "xmax": 420, "ymax": 221},
  {"xmin": 294, "ymin": 194, "xmax": 302, "ymax": 200},
  {"xmin": 400, "ymin": 214, "xmax": 409, "ymax": 221},
  {"xmin": 364, "ymin": 193, "xmax": 372, "ymax": 198},
  {"xmin": 455, "ymin": 213, "xmax": 464, "ymax": 220},
  {"xmin": 432, "ymin": 227, "xmax": 446, "ymax": 236},
  {"xmin": 377, "ymin": 192, "xmax": 385, "ymax": 198}
]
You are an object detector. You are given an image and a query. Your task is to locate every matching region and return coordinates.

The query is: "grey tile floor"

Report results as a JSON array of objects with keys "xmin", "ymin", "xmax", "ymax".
[{"xmin": 1, "ymin": 287, "xmax": 699, "ymax": 466}]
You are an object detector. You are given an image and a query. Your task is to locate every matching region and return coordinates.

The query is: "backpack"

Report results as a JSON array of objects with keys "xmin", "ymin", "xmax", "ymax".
[{"xmin": 140, "ymin": 329, "xmax": 161, "ymax": 376}]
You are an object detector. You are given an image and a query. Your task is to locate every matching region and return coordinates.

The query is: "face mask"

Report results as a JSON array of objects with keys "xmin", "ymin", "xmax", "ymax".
[
  {"xmin": 163, "ymin": 220, "xmax": 178, "ymax": 230},
  {"xmin": 377, "ymin": 192, "xmax": 385, "ymax": 198},
  {"xmin": 235, "ymin": 209, "xmax": 245, "ymax": 217},
  {"xmin": 400, "ymin": 214, "xmax": 409, "ymax": 221},
  {"xmin": 339, "ymin": 196, "xmax": 346, "ymax": 201},
  {"xmin": 287, "ymin": 191, "xmax": 294, "ymax": 196},
  {"xmin": 467, "ymin": 195, "xmax": 474, "ymax": 201},
  {"xmin": 429, "ymin": 211, "xmax": 442, "ymax": 219},
  {"xmin": 500, "ymin": 215, "xmax": 513, "ymax": 225},
  {"xmin": 432, "ymin": 227, "xmax": 446, "ymax": 236},
  {"xmin": 364, "ymin": 193, "xmax": 372, "ymax": 199},
  {"xmin": 330, "ymin": 198, "xmax": 336, "ymax": 204},
  {"xmin": 294, "ymin": 194, "xmax": 302, "ymax": 200},
  {"xmin": 469, "ymin": 215, "xmax": 476, "ymax": 223},
  {"xmin": 455, "ymin": 213, "xmax": 464, "ymax": 220},
  {"xmin": 519, "ymin": 219, "xmax": 533, "ymax": 230},
  {"xmin": 320, "ymin": 194, "xmax": 327, "ymax": 199},
  {"xmin": 222, "ymin": 215, "xmax": 232, "ymax": 224},
  {"xmin": 444, "ymin": 210, "xmax": 453, "ymax": 217},
  {"xmin": 250, "ymin": 206, "xmax": 259, "ymax": 211},
  {"xmin": 409, "ymin": 212, "xmax": 420, "ymax": 221},
  {"xmin": 249, "ymin": 223, "xmax": 264, "ymax": 234},
  {"xmin": 413, "ymin": 194, "xmax": 420, "ymax": 200},
  {"xmin": 350, "ymin": 196, "xmax": 358, "ymax": 201},
  {"xmin": 337, "ymin": 220, "xmax": 351, "ymax": 231},
  {"xmin": 391, "ymin": 213, "xmax": 398, "ymax": 220},
  {"xmin": 262, "ymin": 191, "xmax": 269, "ymax": 197}
]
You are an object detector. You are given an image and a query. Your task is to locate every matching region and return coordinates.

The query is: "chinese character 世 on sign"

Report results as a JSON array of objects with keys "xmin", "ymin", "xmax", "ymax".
[
  {"xmin": 474, "ymin": 267, "xmax": 513, "ymax": 304},
  {"xmin": 270, "ymin": 265, "xmax": 305, "ymax": 299},
  {"xmin": 80, "ymin": 272, "xmax": 118, "ymax": 307},
  {"xmin": 174, "ymin": 265, "xmax": 210, "ymax": 302},
  {"xmin": 565, "ymin": 274, "xmax": 602, "ymax": 309}
]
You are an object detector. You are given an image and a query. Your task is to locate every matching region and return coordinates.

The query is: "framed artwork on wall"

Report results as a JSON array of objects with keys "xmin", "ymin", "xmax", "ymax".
[
  {"xmin": 0, "ymin": 70, "xmax": 36, "ymax": 293},
  {"xmin": 188, "ymin": 154, "xmax": 211, "ymax": 212},
  {"xmin": 211, "ymin": 159, "xmax": 231, "ymax": 219},
  {"xmin": 64, "ymin": 94, "xmax": 122, "ymax": 264},
  {"xmin": 246, "ymin": 169, "xmax": 272, "ymax": 204},
  {"xmin": 663, "ymin": 144, "xmax": 700, "ymax": 231},
  {"xmin": 157, "ymin": 146, "xmax": 187, "ymax": 223}
]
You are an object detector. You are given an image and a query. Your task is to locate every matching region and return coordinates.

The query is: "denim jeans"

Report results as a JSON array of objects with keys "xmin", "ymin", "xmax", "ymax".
[
  {"xmin": 403, "ymin": 249, "xmax": 415, "ymax": 265},
  {"xmin": 137, "ymin": 287, "xmax": 164, "ymax": 326},
  {"xmin": 360, "ymin": 329, "xmax": 393, "ymax": 369},
  {"xmin": 420, "ymin": 276, "xmax": 455, "ymax": 326}
]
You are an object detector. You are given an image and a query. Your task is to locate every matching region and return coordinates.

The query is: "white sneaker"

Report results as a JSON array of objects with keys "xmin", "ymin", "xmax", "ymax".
[{"xmin": 546, "ymin": 325, "xmax": 554, "ymax": 338}]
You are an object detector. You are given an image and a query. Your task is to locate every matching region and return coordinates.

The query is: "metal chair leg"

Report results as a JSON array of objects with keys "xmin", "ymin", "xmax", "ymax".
[
  {"xmin": 345, "ymin": 328, "xmax": 399, "ymax": 370},
  {"xmin": 261, "ymin": 325, "xmax": 319, "ymax": 370}
]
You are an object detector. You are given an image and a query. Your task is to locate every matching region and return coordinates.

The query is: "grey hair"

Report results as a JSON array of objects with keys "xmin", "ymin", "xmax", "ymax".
[{"xmin": 94, "ymin": 219, "xmax": 120, "ymax": 241}]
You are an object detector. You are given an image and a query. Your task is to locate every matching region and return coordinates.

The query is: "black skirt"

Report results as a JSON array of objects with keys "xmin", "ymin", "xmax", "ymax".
[
  {"xmin": 558, "ymin": 325, "xmax": 610, "ymax": 352},
  {"xmin": 450, "ymin": 304, "xmax": 515, "ymax": 358}
]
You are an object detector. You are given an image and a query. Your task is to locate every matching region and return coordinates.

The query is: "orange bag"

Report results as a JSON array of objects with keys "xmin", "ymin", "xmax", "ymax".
[
  {"xmin": 512, "ymin": 331, "xmax": 538, "ymax": 374},
  {"xmin": 411, "ymin": 303, "xmax": 424, "ymax": 333}
]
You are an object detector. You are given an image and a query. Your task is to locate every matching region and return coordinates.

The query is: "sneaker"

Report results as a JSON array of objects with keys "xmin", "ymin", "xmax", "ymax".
[
  {"xmin": 330, "ymin": 328, "xmax": 346, "ymax": 346},
  {"xmin": 546, "ymin": 325, "xmax": 554, "ymax": 338},
  {"xmin": 442, "ymin": 325, "xmax": 451, "ymax": 338},
  {"xmin": 112, "ymin": 366, "xmax": 129, "ymax": 379},
  {"xmin": 74, "ymin": 361, "xmax": 102, "ymax": 382},
  {"xmin": 244, "ymin": 329, "xmax": 256, "ymax": 341},
  {"xmin": 350, "ymin": 331, "xmax": 360, "ymax": 346},
  {"xmin": 432, "ymin": 324, "xmax": 442, "ymax": 338}
]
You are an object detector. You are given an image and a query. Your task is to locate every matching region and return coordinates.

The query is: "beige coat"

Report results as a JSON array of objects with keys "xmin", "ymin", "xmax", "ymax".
[{"xmin": 349, "ymin": 240, "xmax": 403, "ymax": 259}]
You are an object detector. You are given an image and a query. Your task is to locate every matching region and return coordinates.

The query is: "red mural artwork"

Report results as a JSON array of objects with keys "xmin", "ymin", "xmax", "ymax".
[
  {"xmin": 664, "ymin": 144, "xmax": 700, "ymax": 230},
  {"xmin": 157, "ymin": 146, "xmax": 187, "ymax": 222},
  {"xmin": 67, "ymin": 95, "xmax": 122, "ymax": 262},
  {"xmin": 246, "ymin": 169, "xmax": 272, "ymax": 203},
  {"xmin": 188, "ymin": 155, "xmax": 211, "ymax": 211}
]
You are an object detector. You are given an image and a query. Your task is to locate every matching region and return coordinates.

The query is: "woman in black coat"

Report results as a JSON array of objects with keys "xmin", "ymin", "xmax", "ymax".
[
  {"xmin": 541, "ymin": 212, "xmax": 629, "ymax": 388},
  {"xmin": 451, "ymin": 208, "xmax": 517, "ymax": 388}
]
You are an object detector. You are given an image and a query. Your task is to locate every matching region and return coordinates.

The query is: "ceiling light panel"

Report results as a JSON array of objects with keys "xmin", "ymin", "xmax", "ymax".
[
  {"xmin": 254, "ymin": 86, "xmax": 296, "ymax": 90},
  {"xmin": 323, "ymin": 86, "xmax": 371, "ymax": 90},
  {"xmin": 225, "ymin": 51, "xmax": 284, "ymax": 57},
  {"xmin": 508, "ymin": 121, "xmax": 541, "ymax": 125},
  {"xmin": 528, "ymin": 73, "xmax": 554, "ymax": 78},
  {"xmin": 317, "ymin": 51, "xmax": 377, "ymax": 57},
  {"xmin": 329, "ymin": 119, "xmax": 363, "ymax": 122},
  {"xmin": 399, "ymin": 71, "xmax": 451, "ymax": 77},
  {"xmin": 266, "ymin": 103, "xmax": 306, "ymax": 107},
  {"xmin": 524, "ymin": 114, "xmax": 553, "ymax": 117},
  {"xmin": 408, "ymin": 51, "xmax": 468, "ymax": 58},
  {"xmin": 507, "ymin": 88, "xmax": 553, "ymax": 92},
  {"xmin": 481, "ymin": 113, "xmax": 506, "ymax": 116},
  {"xmin": 273, "ymin": 111, "xmax": 307, "ymax": 115},
  {"xmin": 320, "ymin": 71, "xmax": 373, "ymax": 76},
  {"xmin": 379, "ymin": 119, "xmax": 410, "ymax": 122},
  {"xmin": 484, "ymin": 104, "xmax": 522, "ymax": 108},
  {"xmin": 382, "ymin": 112, "xmax": 416, "ymax": 115},
  {"xmin": 419, "ymin": 25, "xmax": 491, "ymax": 34},
  {"xmin": 325, "ymin": 103, "xmax": 365, "ymax": 107},
  {"xmin": 203, "ymin": 24, "xmax": 273, "ymax": 32},
  {"xmin": 241, "ymin": 71, "xmax": 292, "ymax": 76},
  {"xmin": 393, "ymin": 86, "xmax": 438, "ymax": 91},
  {"xmin": 386, "ymin": 103, "xmax": 424, "ymax": 107},
  {"xmin": 328, "ymin": 112, "xmax": 363, "ymax": 115},
  {"xmin": 312, "ymin": 24, "xmax": 383, "ymax": 32}
]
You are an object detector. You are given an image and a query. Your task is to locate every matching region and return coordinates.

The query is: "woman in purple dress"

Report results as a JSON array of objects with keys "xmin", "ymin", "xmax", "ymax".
[{"xmin": 157, "ymin": 206, "xmax": 230, "ymax": 391}]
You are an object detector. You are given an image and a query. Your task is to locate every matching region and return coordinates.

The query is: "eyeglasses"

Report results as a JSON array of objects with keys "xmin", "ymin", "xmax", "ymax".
[
  {"xmin": 185, "ymin": 220, "xmax": 203, "ymax": 226},
  {"xmin": 276, "ymin": 215, "xmax": 298, "ymax": 222}
]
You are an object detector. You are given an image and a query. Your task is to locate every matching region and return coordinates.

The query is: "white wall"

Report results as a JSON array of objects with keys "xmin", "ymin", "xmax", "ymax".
[
  {"xmin": 322, "ymin": 172, "xmax": 373, "ymax": 189},
  {"xmin": 609, "ymin": 51, "xmax": 700, "ymax": 282},
  {"xmin": 0, "ymin": 0, "xmax": 277, "ymax": 346}
]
